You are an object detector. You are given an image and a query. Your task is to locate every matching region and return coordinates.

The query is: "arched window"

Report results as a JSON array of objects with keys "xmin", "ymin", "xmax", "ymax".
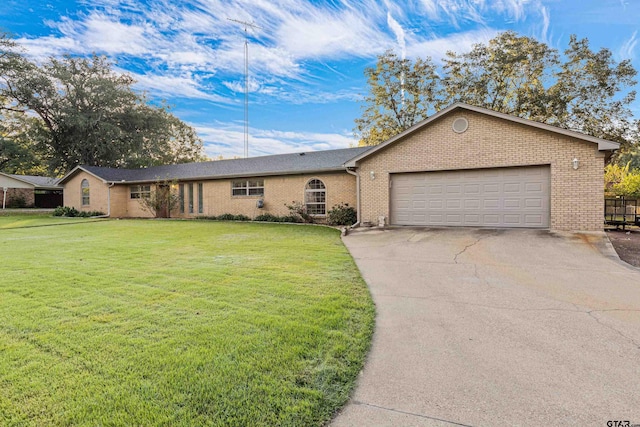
[
  {"xmin": 305, "ymin": 179, "xmax": 326, "ymax": 216},
  {"xmin": 81, "ymin": 179, "xmax": 90, "ymax": 206}
]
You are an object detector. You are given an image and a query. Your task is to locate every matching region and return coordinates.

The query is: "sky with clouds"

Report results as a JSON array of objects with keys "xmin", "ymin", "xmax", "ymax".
[{"xmin": 1, "ymin": 0, "xmax": 639, "ymax": 158}]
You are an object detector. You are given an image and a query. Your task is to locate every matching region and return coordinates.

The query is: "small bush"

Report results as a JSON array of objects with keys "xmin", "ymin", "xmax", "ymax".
[
  {"xmin": 215, "ymin": 213, "xmax": 250, "ymax": 221},
  {"xmin": 7, "ymin": 195, "xmax": 28, "ymax": 208},
  {"xmin": 254, "ymin": 214, "xmax": 303, "ymax": 223},
  {"xmin": 327, "ymin": 203, "xmax": 357, "ymax": 226},
  {"xmin": 254, "ymin": 213, "xmax": 281, "ymax": 222},
  {"xmin": 285, "ymin": 201, "xmax": 313, "ymax": 223},
  {"xmin": 53, "ymin": 206, "xmax": 104, "ymax": 217},
  {"xmin": 195, "ymin": 215, "xmax": 219, "ymax": 220}
]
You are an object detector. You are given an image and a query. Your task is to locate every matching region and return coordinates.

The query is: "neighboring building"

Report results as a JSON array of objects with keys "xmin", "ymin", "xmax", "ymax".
[
  {"xmin": 0, "ymin": 173, "xmax": 63, "ymax": 208},
  {"xmin": 58, "ymin": 103, "xmax": 620, "ymax": 231}
]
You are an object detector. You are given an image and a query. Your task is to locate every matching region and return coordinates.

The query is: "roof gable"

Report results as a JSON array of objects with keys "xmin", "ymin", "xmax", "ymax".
[
  {"xmin": 344, "ymin": 103, "xmax": 620, "ymax": 167},
  {"xmin": 0, "ymin": 172, "xmax": 61, "ymax": 189}
]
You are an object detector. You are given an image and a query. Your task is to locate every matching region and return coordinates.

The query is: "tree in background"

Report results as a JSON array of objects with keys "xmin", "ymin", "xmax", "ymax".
[
  {"xmin": 0, "ymin": 33, "xmax": 206, "ymax": 175},
  {"xmin": 356, "ymin": 32, "xmax": 638, "ymax": 156},
  {"xmin": 605, "ymin": 162, "xmax": 640, "ymax": 198},
  {"xmin": 443, "ymin": 31, "xmax": 559, "ymax": 122},
  {"xmin": 355, "ymin": 50, "xmax": 442, "ymax": 146}
]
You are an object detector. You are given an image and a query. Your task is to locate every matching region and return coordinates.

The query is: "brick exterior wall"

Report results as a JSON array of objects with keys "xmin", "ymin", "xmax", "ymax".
[
  {"xmin": 63, "ymin": 171, "xmax": 357, "ymax": 220},
  {"xmin": 63, "ymin": 173, "xmax": 110, "ymax": 214},
  {"xmin": 3, "ymin": 188, "xmax": 35, "ymax": 208},
  {"xmin": 356, "ymin": 110, "xmax": 606, "ymax": 231}
]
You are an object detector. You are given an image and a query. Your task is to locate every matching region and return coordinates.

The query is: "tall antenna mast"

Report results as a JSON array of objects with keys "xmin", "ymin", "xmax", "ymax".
[{"xmin": 227, "ymin": 18, "xmax": 262, "ymax": 158}]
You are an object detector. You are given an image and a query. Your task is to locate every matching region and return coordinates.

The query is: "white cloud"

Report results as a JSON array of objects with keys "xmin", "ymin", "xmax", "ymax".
[
  {"xmin": 417, "ymin": 0, "xmax": 531, "ymax": 27},
  {"xmin": 12, "ymin": 0, "xmax": 548, "ymax": 110},
  {"xmin": 195, "ymin": 122, "xmax": 356, "ymax": 158},
  {"xmin": 387, "ymin": 12, "xmax": 407, "ymax": 59},
  {"xmin": 539, "ymin": 6, "xmax": 551, "ymax": 44},
  {"xmin": 407, "ymin": 29, "xmax": 498, "ymax": 61},
  {"xmin": 619, "ymin": 31, "xmax": 638, "ymax": 60},
  {"xmin": 131, "ymin": 72, "xmax": 230, "ymax": 103}
]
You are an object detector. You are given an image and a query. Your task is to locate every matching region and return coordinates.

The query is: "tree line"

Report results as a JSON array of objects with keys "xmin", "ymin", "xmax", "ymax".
[
  {"xmin": 355, "ymin": 31, "xmax": 639, "ymax": 163},
  {"xmin": 0, "ymin": 33, "xmax": 206, "ymax": 176}
]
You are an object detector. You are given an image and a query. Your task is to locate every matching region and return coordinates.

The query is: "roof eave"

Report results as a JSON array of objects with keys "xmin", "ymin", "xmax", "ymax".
[
  {"xmin": 58, "ymin": 166, "xmax": 109, "ymax": 185},
  {"xmin": 0, "ymin": 172, "xmax": 35, "ymax": 187},
  {"xmin": 105, "ymin": 167, "xmax": 349, "ymax": 184}
]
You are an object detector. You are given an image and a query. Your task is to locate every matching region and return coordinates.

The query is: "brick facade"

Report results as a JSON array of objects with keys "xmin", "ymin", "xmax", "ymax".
[
  {"xmin": 64, "ymin": 171, "xmax": 357, "ymax": 220},
  {"xmin": 63, "ymin": 173, "xmax": 110, "ymax": 214},
  {"xmin": 3, "ymin": 188, "xmax": 35, "ymax": 208},
  {"xmin": 355, "ymin": 110, "xmax": 605, "ymax": 231}
]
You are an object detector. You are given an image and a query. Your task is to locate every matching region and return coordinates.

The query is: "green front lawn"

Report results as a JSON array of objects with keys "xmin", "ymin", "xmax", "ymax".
[
  {"xmin": 0, "ymin": 220, "xmax": 374, "ymax": 426},
  {"xmin": 0, "ymin": 212, "xmax": 104, "ymax": 229}
]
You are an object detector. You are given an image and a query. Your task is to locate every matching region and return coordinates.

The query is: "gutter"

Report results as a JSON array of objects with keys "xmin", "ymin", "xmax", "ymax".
[
  {"xmin": 94, "ymin": 182, "xmax": 115, "ymax": 218},
  {"xmin": 345, "ymin": 167, "xmax": 360, "ymax": 229}
]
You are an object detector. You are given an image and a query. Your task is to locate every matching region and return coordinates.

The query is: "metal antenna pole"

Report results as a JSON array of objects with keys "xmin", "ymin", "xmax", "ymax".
[{"xmin": 228, "ymin": 18, "xmax": 262, "ymax": 158}]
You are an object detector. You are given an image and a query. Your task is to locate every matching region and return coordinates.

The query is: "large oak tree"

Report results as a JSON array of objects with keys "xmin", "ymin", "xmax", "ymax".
[
  {"xmin": 0, "ymin": 33, "xmax": 206, "ymax": 175},
  {"xmin": 356, "ymin": 31, "xmax": 638, "ymax": 156}
]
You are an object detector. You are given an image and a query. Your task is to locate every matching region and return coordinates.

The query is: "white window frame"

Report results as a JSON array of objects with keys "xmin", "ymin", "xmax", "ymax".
[
  {"xmin": 305, "ymin": 179, "xmax": 326, "ymax": 216},
  {"xmin": 81, "ymin": 179, "xmax": 90, "ymax": 206},
  {"xmin": 129, "ymin": 185, "xmax": 151, "ymax": 199},
  {"xmin": 231, "ymin": 179, "xmax": 264, "ymax": 197}
]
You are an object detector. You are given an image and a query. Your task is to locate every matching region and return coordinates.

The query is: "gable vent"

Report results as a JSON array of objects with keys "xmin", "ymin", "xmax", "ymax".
[{"xmin": 452, "ymin": 117, "xmax": 469, "ymax": 133}]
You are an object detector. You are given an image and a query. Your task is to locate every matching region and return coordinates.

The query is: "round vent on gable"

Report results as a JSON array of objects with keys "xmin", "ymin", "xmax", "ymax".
[{"xmin": 452, "ymin": 117, "xmax": 469, "ymax": 133}]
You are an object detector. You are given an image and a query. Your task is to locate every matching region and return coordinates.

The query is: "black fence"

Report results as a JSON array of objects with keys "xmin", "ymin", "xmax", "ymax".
[{"xmin": 605, "ymin": 197, "xmax": 639, "ymax": 229}]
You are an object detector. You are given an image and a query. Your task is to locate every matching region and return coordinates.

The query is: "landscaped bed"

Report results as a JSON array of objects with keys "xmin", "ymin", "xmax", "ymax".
[{"xmin": 0, "ymin": 219, "xmax": 375, "ymax": 426}]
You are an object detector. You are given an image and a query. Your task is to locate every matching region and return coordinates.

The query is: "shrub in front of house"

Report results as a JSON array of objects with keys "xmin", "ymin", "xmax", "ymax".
[
  {"xmin": 327, "ymin": 203, "xmax": 357, "ymax": 226},
  {"xmin": 6, "ymin": 195, "xmax": 28, "ymax": 208},
  {"xmin": 254, "ymin": 213, "xmax": 303, "ymax": 223},
  {"xmin": 215, "ymin": 213, "xmax": 251, "ymax": 221},
  {"xmin": 53, "ymin": 206, "xmax": 104, "ymax": 217}
]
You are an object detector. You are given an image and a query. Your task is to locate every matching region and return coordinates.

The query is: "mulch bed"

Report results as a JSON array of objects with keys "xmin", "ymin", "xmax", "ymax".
[{"xmin": 606, "ymin": 227, "xmax": 640, "ymax": 268}]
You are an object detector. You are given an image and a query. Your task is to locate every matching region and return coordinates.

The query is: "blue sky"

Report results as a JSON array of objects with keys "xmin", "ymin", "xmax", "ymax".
[{"xmin": 1, "ymin": 0, "xmax": 639, "ymax": 158}]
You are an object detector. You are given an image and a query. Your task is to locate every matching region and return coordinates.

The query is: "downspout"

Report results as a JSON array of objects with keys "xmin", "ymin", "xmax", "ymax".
[
  {"xmin": 345, "ymin": 167, "xmax": 360, "ymax": 228},
  {"xmin": 94, "ymin": 182, "xmax": 115, "ymax": 218},
  {"xmin": 2, "ymin": 187, "xmax": 7, "ymax": 210}
]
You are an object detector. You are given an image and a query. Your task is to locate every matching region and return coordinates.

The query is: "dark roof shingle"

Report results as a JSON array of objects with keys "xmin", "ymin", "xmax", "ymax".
[
  {"xmin": 8, "ymin": 174, "xmax": 61, "ymax": 188},
  {"xmin": 79, "ymin": 146, "xmax": 370, "ymax": 183}
]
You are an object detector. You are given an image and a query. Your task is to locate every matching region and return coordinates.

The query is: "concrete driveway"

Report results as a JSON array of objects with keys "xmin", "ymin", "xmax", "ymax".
[{"xmin": 332, "ymin": 228, "xmax": 640, "ymax": 426}]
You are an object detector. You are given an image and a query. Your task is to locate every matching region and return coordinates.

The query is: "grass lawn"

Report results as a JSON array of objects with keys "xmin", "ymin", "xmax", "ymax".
[
  {"xmin": 0, "ymin": 212, "xmax": 104, "ymax": 229},
  {"xmin": 0, "ymin": 220, "xmax": 374, "ymax": 426}
]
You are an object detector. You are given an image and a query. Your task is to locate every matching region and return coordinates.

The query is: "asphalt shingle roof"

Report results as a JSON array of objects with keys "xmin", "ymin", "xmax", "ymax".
[
  {"xmin": 79, "ymin": 146, "xmax": 371, "ymax": 183},
  {"xmin": 8, "ymin": 174, "xmax": 61, "ymax": 188}
]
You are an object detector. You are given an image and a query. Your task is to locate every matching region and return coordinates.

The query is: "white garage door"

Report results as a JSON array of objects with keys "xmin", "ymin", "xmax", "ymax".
[{"xmin": 390, "ymin": 166, "xmax": 550, "ymax": 228}]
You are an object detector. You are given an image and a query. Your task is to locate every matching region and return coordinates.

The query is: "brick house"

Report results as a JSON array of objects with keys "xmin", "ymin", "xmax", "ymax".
[
  {"xmin": 0, "ymin": 173, "xmax": 63, "ymax": 208},
  {"xmin": 58, "ymin": 103, "xmax": 619, "ymax": 231}
]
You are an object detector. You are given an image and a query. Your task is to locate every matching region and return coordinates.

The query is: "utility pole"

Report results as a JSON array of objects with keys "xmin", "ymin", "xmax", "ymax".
[{"xmin": 227, "ymin": 18, "xmax": 262, "ymax": 158}]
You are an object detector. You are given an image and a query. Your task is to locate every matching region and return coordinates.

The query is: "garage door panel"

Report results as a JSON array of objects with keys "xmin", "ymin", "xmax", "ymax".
[
  {"xmin": 504, "ymin": 199, "xmax": 521, "ymax": 209},
  {"xmin": 391, "ymin": 166, "xmax": 550, "ymax": 228},
  {"xmin": 483, "ymin": 183, "xmax": 500, "ymax": 193},
  {"xmin": 525, "ymin": 198, "xmax": 542, "ymax": 208}
]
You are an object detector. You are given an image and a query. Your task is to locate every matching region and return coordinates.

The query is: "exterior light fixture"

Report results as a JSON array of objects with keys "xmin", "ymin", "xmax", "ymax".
[
  {"xmin": 370, "ymin": 171, "xmax": 375, "ymax": 180},
  {"xmin": 572, "ymin": 158, "xmax": 579, "ymax": 170}
]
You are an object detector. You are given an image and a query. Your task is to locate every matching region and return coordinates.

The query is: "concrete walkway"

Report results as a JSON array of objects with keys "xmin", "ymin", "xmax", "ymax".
[{"xmin": 332, "ymin": 228, "xmax": 640, "ymax": 426}]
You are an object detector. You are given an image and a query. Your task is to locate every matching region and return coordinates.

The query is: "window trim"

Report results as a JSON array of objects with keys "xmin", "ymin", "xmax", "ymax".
[
  {"xmin": 197, "ymin": 182, "xmax": 203, "ymax": 214},
  {"xmin": 179, "ymin": 184, "xmax": 185, "ymax": 214},
  {"xmin": 81, "ymin": 179, "xmax": 90, "ymax": 206},
  {"xmin": 231, "ymin": 179, "xmax": 264, "ymax": 197},
  {"xmin": 188, "ymin": 183, "xmax": 194, "ymax": 214},
  {"xmin": 129, "ymin": 184, "xmax": 151, "ymax": 199},
  {"xmin": 305, "ymin": 178, "xmax": 326, "ymax": 216}
]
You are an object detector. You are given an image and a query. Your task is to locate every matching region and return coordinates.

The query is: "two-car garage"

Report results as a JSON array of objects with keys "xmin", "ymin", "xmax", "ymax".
[
  {"xmin": 346, "ymin": 103, "xmax": 619, "ymax": 231},
  {"xmin": 390, "ymin": 166, "xmax": 550, "ymax": 228}
]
